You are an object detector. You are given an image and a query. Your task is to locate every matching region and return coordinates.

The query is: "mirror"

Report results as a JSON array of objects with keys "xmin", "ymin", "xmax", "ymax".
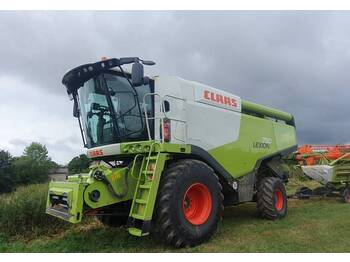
[{"xmin": 131, "ymin": 62, "xmax": 144, "ymax": 87}]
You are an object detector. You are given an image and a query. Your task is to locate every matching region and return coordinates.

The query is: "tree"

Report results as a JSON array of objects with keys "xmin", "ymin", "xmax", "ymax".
[
  {"xmin": 68, "ymin": 154, "xmax": 91, "ymax": 175},
  {"xmin": 0, "ymin": 150, "xmax": 14, "ymax": 193},
  {"xmin": 23, "ymin": 142, "xmax": 51, "ymax": 164},
  {"xmin": 12, "ymin": 142, "xmax": 53, "ymax": 185}
]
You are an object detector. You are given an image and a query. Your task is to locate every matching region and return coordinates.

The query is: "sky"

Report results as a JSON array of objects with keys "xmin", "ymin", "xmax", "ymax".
[{"xmin": 0, "ymin": 11, "xmax": 349, "ymax": 164}]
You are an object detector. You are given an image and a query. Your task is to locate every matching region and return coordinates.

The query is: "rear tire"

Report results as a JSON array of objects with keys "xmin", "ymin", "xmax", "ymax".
[
  {"xmin": 257, "ymin": 177, "xmax": 287, "ymax": 220},
  {"xmin": 342, "ymin": 187, "xmax": 350, "ymax": 203},
  {"xmin": 153, "ymin": 159, "xmax": 223, "ymax": 248}
]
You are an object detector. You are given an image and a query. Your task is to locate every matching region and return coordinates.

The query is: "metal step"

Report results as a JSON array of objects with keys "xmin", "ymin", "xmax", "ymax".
[
  {"xmin": 135, "ymin": 199, "xmax": 147, "ymax": 204},
  {"xmin": 131, "ymin": 213, "xmax": 145, "ymax": 220},
  {"xmin": 128, "ymin": 227, "xmax": 149, "ymax": 237},
  {"xmin": 139, "ymin": 184, "xmax": 151, "ymax": 189}
]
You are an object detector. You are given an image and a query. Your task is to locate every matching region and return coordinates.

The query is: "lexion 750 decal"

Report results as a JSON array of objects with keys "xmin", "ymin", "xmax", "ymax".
[{"xmin": 253, "ymin": 137, "xmax": 272, "ymax": 149}]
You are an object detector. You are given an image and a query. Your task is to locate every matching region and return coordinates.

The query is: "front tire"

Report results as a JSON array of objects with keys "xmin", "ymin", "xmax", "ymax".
[
  {"xmin": 153, "ymin": 159, "xmax": 223, "ymax": 248},
  {"xmin": 257, "ymin": 177, "xmax": 287, "ymax": 220}
]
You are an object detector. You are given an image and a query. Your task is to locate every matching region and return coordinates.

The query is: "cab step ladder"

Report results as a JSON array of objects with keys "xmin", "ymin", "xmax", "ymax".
[{"xmin": 127, "ymin": 144, "xmax": 167, "ymax": 236}]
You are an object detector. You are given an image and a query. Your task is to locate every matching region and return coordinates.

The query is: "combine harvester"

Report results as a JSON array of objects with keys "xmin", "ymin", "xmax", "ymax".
[
  {"xmin": 46, "ymin": 57, "xmax": 297, "ymax": 247},
  {"xmin": 295, "ymin": 144, "xmax": 350, "ymax": 203}
]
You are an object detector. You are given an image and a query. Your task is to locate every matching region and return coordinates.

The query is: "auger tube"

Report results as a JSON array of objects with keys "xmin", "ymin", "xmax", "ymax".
[{"xmin": 242, "ymin": 100, "xmax": 294, "ymax": 124}]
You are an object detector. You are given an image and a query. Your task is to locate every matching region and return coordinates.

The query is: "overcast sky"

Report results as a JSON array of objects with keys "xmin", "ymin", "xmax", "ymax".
[{"xmin": 0, "ymin": 11, "xmax": 349, "ymax": 164}]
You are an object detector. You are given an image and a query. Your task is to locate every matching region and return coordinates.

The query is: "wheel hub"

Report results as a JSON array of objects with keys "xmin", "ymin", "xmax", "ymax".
[
  {"xmin": 182, "ymin": 183, "xmax": 212, "ymax": 225},
  {"xmin": 275, "ymin": 189, "xmax": 284, "ymax": 211}
]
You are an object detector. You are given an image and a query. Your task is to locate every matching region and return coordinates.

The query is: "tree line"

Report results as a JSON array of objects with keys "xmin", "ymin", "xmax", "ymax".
[{"xmin": 0, "ymin": 142, "xmax": 91, "ymax": 194}]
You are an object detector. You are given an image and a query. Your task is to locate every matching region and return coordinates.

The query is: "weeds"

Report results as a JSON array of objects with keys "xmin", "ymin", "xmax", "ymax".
[{"xmin": 0, "ymin": 183, "xmax": 70, "ymax": 239}]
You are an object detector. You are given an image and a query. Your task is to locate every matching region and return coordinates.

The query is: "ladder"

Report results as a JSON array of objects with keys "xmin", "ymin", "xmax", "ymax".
[{"xmin": 127, "ymin": 143, "xmax": 167, "ymax": 236}]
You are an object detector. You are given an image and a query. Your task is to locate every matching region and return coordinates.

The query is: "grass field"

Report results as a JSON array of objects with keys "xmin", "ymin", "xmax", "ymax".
[{"xmin": 1, "ymin": 194, "xmax": 350, "ymax": 252}]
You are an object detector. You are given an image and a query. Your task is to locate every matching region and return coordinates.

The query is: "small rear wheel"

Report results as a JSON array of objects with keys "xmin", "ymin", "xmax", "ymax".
[
  {"xmin": 153, "ymin": 159, "xmax": 223, "ymax": 248},
  {"xmin": 342, "ymin": 187, "xmax": 350, "ymax": 203},
  {"xmin": 295, "ymin": 186, "xmax": 312, "ymax": 199},
  {"xmin": 257, "ymin": 177, "xmax": 287, "ymax": 220}
]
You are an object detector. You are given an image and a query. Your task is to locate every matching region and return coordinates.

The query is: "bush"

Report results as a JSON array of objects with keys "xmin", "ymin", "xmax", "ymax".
[
  {"xmin": 0, "ymin": 150, "xmax": 15, "ymax": 193},
  {"xmin": 10, "ymin": 142, "xmax": 54, "ymax": 186},
  {"xmin": 0, "ymin": 183, "xmax": 70, "ymax": 238},
  {"xmin": 11, "ymin": 157, "xmax": 49, "ymax": 185},
  {"xmin": 68, "ymin": 154, "xmax": 91, "ymax": 175}
]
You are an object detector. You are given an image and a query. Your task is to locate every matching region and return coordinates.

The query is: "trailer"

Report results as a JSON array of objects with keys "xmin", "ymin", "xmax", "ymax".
[
  {"xmin": 294, "ymin": 145, "xmax": 350, "ymax": 202},
  {"xmin": 46, "ymin": 57, "xmax": 297, "ymax": 247}
]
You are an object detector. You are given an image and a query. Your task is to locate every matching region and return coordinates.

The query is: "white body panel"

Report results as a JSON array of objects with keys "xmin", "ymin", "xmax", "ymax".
[
  {"xmin": 301, "ymin": 165, "xmax": 334, "ymax": 185},
  {"xmin": 153, "ymin": 76, "xmax": 242, "ymax": 150}
]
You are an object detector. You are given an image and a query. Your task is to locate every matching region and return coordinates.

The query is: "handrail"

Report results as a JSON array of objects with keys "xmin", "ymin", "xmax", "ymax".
[
  {"xmin": 143, "ymin": 93, "xmax": 162, "ymax": 141},
  {"xmin": 162, "ymin": 94, "xmax": 187, "ymax": 143},
  {"xmin": 142, "ymin": 93, "xmax": 187, "ymax": 144}
]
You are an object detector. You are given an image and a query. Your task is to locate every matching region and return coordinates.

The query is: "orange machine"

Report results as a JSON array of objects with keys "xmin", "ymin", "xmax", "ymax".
[{"xmin": 296, "ymin": 144, "xmax": 350, "ymax": 166}]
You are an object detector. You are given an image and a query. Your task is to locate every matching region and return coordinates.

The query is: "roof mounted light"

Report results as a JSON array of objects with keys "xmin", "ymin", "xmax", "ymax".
[{"xmin": 62, "ymin": 57, "xmax": 156, "ymax": 95}]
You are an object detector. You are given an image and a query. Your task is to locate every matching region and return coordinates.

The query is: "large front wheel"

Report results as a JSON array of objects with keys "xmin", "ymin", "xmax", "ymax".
[{"xmin": 153, "ymin": 159, "xmax": 223, "ymax": 248}]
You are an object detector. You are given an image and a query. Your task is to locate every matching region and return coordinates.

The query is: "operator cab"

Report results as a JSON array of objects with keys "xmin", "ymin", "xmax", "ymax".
[
  {"xmin": 78, "ymin": 71, "xmax": 154, "ymax": 148},
  {"xmin": 62, "ymin": 57, "xmax": 156, "ymax": 149}
]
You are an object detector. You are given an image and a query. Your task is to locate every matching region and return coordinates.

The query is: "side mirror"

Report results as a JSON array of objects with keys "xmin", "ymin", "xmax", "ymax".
[{"xmin": 131, "ymin": 62, "xmax": 144, "ymax": 87}]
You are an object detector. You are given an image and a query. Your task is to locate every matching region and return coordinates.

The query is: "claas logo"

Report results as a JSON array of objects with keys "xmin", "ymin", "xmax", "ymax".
[
  {"xmin": 89, "ymin": 149, "xmax": 104, "ymax": 157},
  {"xmin": 204, "ymin": 90, "xmax": 237, "ymax": 108}
]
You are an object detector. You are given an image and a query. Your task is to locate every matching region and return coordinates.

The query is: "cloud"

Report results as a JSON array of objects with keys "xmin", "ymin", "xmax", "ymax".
[
  {"xmin": 1, "ymin": 11, "xmax": 350, "ymax": 163},
  {"xmin": 9, "ymin": 138, "xmax": 28, "ymax": 147},
  {"xmin": 0, "ymin": 75, "xmax": 84, "ymax": 163}
]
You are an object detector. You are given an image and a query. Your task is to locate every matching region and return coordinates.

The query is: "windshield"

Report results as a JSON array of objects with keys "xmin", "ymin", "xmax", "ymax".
[{"xmin": 77, "ymin": 72, "xmax": 153, "ymax": 148}]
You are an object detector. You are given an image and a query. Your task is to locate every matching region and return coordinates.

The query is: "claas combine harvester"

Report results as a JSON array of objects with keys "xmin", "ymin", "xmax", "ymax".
[
  {"xmin": 46, "ymin": 57, "xmax": 297, "ymax": 247},
  {"xmin": 294, "ymin": 144, "xmax": 350, "ymax": 203}
]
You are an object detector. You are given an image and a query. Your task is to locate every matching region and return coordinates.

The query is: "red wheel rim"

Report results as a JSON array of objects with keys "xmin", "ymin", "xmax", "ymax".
[
  {"xmin": 275, "ymin": 189, "xmax": 284, "ymax": 211},
  {"xmin": 183, "ymin": 183, "xmax": 212, "ymax": 225}
]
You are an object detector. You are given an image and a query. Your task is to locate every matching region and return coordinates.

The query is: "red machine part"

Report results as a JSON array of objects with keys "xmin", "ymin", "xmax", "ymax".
[{"xmin": 296, "ymin": 144, "xmax": 350, "ymax": 166}]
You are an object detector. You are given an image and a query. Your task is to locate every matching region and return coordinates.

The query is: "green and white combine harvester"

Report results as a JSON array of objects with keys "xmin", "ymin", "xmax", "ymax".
[{"xmin": 46, "ymin": 57, "xmax": 297, "ymax": 247}]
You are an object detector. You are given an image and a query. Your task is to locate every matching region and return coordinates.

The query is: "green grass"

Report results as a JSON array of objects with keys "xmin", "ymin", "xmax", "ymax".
[
  {"xmin": 0, "ymin": 184, "xmax": 70, "ymax": 238},
  {"xmin": 1, "ymin": 177, "xmax": 349, "ymax": 252},
  {"xmin": 1, "ymin": 197, "xmax": 350, "ymax": 252}
]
